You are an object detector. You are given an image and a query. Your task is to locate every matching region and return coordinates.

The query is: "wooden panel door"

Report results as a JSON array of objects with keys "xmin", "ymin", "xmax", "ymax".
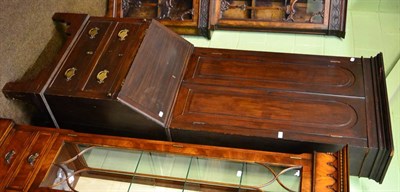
[{"xmin": 170, "ymin": 47, "xmax": 368, "ymax": 148}]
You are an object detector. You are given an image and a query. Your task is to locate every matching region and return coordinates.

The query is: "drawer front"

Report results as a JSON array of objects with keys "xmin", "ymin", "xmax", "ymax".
[
  {"xmin": 0, "ymin": 130, "xmax": 34, "ymax": 188},
  {"xmin": 47, "ymin": 21, "xmax": 113, "ymax": 93},
  {"xmin": 6, "ymin": 132, "xmax": 54, "ymax": 191},
  {"xmin": 171, "ymin": 85, "xmax": 367, "ymax": 146},
  {"xmin": 82, "ymin": 21, "xmax": 147, "ymax": 96}
]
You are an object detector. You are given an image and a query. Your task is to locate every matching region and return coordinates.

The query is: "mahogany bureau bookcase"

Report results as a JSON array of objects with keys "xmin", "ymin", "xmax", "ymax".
[
  {"xmin": 0, "ymin": 118, "xmax": 349, "ymax": 191},
  {"xmin": 2, "ymin": 13, "xmax": 392, "ymax": 183},
  {"xmin": 107, "ymin": 0, "xmax": 348, "ymax": 38}
]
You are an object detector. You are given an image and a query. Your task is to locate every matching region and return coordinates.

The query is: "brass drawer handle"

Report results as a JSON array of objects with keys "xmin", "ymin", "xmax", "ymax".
[
  {"xmin": 64, "ymin": 67, "xmax": 77, "ymax": 81},
  {"xmin": 97, "ymin": 70, "xmax": 109, "ymax": 84},
  {"xmin": 118, "ymin": 29, "xmax": 129, "ymax": 41},
  {"xmin": 88, "ymin": 27, "xmax": 99, "ymax": 39},
  {"xmin": 27, "ymin": 152, "xmax": 39, "ymax": 166},
  {"xmin": 5, "ymin": 150, "xmax": 16, "ymax": 164}
]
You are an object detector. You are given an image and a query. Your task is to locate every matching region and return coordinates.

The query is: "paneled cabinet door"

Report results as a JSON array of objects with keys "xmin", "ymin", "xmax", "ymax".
[
  {"xmin": 171, "ymin": 47, "xmax": 367, "ymax": 148},
  {"xmin": 169, "ymin": 48, "xmax": 392, "ymax": 183}
]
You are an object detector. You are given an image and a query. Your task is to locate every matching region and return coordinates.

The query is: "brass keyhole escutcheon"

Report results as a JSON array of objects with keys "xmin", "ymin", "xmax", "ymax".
[
  {"xmin": 64, "ymin": 67, "xmax": 77, "ymax": 81},
  {"xmin": 118, "ymin": 29, "xmax": 129, "ymax": 41},
  {"xmin": 97, "ymin": 70, "xmax": 109, "ymax": 84},
  {"xmin": 88, "ymin": 27, "xmax": 100, "ymax": 39}
]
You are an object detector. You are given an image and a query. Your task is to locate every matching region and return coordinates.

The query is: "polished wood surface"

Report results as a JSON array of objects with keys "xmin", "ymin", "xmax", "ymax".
[
  {"xmin": 118, "ymin": 21, "xmax": 194, "ymax": 126},
  {"xmin": 169, "ymin": 48, "xmax": 392, "ymax": 183},
  {"xmin": 0, "ymin": 119, "xmax": 349, "ymax": 192}
]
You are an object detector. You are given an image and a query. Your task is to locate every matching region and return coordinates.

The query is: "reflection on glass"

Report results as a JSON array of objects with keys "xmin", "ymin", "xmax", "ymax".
[
  {"xmin": 125, "ymin": 0, "xmax": 194, "ymax": 20},
  {"xmin": 40, "ymin": 143, "xmax": 302, "ymax": 191},
  {"xmin": 221, "ymin": 0, "xmax": 325, "ymax": 24}
]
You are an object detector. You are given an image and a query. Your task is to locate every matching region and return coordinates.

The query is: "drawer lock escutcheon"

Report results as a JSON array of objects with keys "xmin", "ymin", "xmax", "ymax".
[
  {"xmin": 118, "ymin": 29, "xmax": 129, "ymax": 41},
  {"xmin": 27, "ymin": 152, "xmax": 39, "ymax": 166},
  {"xmin": 64, "ymin": 67, "xmax": 77, "ymax": 81},
  {"xmin": 97, "ymin": 70, "xmax": 109, "ymax": 84},
  {"xmin": 5, "ymin": 150, "xmax": 16, "ymax": 164},
  {"xmin": 88, "ymin": 27, "xmax": 100, "ymax": 39}
]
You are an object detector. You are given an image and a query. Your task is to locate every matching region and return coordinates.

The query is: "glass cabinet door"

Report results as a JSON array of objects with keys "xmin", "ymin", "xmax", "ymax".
[
  {"xmin": 40, "ymin": 142, "xmax": 304, "ymax": 191},
  {"xmin": 124, "ymin": 0, "xmax": 194, "ymax": 20},
  {"xmin": 220, "ymin": 0, "xmax": 326, "ymax": 24}
]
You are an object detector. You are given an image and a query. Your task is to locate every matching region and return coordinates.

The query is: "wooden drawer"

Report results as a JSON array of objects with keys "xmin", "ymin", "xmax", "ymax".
[
  {"xmin": 47, "ymin": 20, "xmax": 113, "ymax": 94},
  {"xmin": 82, "ymin": 21, "xmax": 148, "ymax": 96},
  {"xmin": 5, "ymin": 131, "xmax": 55, "ymax": 191},
  {"xmin": 0, "ymin": 129, "xmax": 35, "ymax": 191}
]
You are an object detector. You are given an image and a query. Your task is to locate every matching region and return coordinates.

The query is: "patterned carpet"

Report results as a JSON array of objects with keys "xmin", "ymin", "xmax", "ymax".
[{"xmin": 0, "ymin": 0, "xmax": 106, "ymax": 124}]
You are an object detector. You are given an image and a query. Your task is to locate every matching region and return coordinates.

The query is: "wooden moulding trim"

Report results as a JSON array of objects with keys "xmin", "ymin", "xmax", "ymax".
[
  {"xmin": 0, "ymin": 119, "xmax": 14, "ymax": 147},
  {"xmin": 198, "ymin": 0, "xmax": 211, "ymax": 39},
  {"xmin": 106, "ymin": 0, "xmax": 118, "ymax": 17},
  {"xmin": 339, "ymin": 146, "xmax": 350, "ymax": 192},
  {"xmin": 360, "ymin": 54, "xmax": 379, "ymax": 179},
  {"xmin": 328, "ymin": 0, "xmax": 347, "ymax": 38},
  {"xmin": 363, "ymin": 53, "xmax": 393, "ymax": 183},
  {"xmin": 371, "ymin": 53, "xmax": 394, "ymax": 183}
]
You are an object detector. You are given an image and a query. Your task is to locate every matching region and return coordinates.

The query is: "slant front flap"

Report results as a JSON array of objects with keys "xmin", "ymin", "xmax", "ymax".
[{"xmin": 118, "ymin": 20, "xmax": 194, "ymax": 127}]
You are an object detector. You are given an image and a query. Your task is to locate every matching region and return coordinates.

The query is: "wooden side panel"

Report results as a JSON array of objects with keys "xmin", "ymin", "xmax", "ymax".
[
  {"xmin": 45, "ymin": 95, "xmax": 167, "ymax": 140},
  {"xmin": 118, "ymin": 21, "xmax": 194, "ymax": 127}
]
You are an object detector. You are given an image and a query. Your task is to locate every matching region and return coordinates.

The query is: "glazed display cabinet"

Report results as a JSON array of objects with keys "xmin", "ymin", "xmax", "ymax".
[
  {"xmin": 0, "ymin": 119, "xmax": 349, "ymax": 192},
  {"xmin": 3, "ymin": 13, "xmax": 391, "ymax": 183},
  {"xmin": 107, "ymin": 0, "xmax": 211, "ymax": 38},
  {"xmin": 107, "ymin": 0, "xmax": 347, "ymax": 38},
  {"xmin": 210, "ymin": 0, "xmax": 347, "ymax": 37}
]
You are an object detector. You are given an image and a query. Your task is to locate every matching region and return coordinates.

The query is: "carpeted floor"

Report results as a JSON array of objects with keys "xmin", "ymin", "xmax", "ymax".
[{"xmin": 0, "ymin": 0, "xmax": 107, "ymax": 124}]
